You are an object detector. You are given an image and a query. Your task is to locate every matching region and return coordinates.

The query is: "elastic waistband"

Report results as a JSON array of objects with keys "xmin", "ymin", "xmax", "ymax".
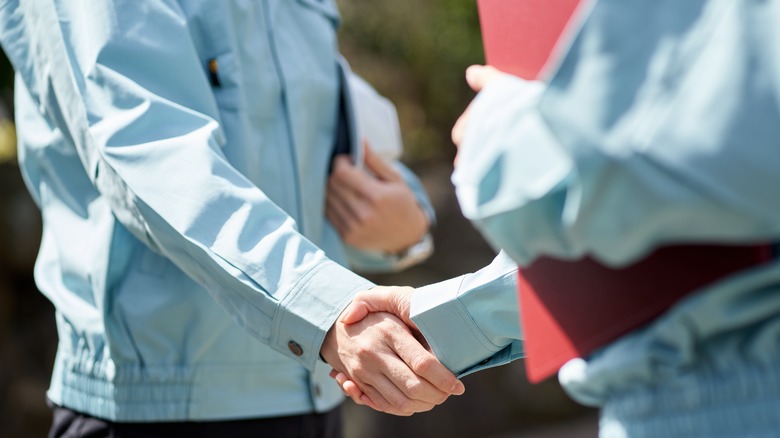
[{"xmin": 47, "ymin": 354, "xmax": 343, "ymax": 421}]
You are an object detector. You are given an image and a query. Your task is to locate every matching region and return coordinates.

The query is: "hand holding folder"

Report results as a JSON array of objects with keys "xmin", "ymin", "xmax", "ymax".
[{"xmin": 477, "ymin": 0, "xmax": 581, "ymax": 80}]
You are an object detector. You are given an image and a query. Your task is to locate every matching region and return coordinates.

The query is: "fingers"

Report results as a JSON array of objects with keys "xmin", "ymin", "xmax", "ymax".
[
  {"xmin": 325, "ymin": 164, "xmax": 375, "ymax": 242},
  {"xmin": 328, "ymin": 295, "xmax": 465, "ymax": 414},
  {"xmin": 330, "ymin": 155, "xmax": 377, "ymax": 197},
  {"xmin": 356, "ymin": 319, "xmax": 460, "ymax": 412},
  {"xmin": 325, "ymin": 180, "xmax": 364, "ymax": 236},
  {"xmin": 390, "ymin": 328, "xmax": 465, "ymax": 397},
  {"xmin": 329, "ymin": 159, "xmax": 372, "ymax": 210},
  {"xmin": 340, "ymin": 287, "xmax": 414, "ymax": 327},
  {"xmin": 339, "ymin": 301, "xmax": 370, "ymax": 326},
  {"xmin": 341, "ymin": 287, "xmax": 429, "ymax": 355},
  {"xmin": 324, "ymin": 188, "xmax": 351, "ymax": 235},
  {"xmin": 333, "ymin": 369, "xmax": 452, "ymax": 416},
  {"xmin": 332, "ymin": 370, "xmax": 364, "ymax": 401},
  {"xmin": 326, "ymin": 152, "xmax": 430, "ymax": 253},
  {"xmin": 325, "ymin": 312, "xmax": 462, "ymax": 416},
  {"xmin": 363, "ymin": 142, "xmax": 402, "ymax": 182},
  {"xmin": 465, "ymin": 64, "xmax": 504, "ymax": 92},
  {"xmin": 332, "ymin": 370, "xmax": 367, "ymax": 406},
  {"xmin": 451, "ymin": 103, "xmax": 472, "ymax": 151},
  {"xmin": 326, "ymin": 155, "xmax": 378, "ymax": 242},
  {"xmin": 359, "ymin": 394, "xmax": 382, "ymax": 411},
  {"xmin": 337, "ymin": 288, "xmax": 458, "ymax": 410},
  {"xmin": 361, "ymin": 372, "xmax": 437, "ymax": 416},
  {"xmin": 453, "ymin": 64, "xmax": 505, "ymax": 153},
  {"xmin": 342, "ymin": 379, "xmax": 364, "ymax": 402},
  {"xmin": 331, "ymin": 370, "xmax": 382, "ymax": 412}
]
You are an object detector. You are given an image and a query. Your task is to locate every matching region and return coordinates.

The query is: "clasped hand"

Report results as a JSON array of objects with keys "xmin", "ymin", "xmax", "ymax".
[
  {"xmin": 320, "ymin": 286, "xmax": 464, "ymax": 416},
  {"xmin": 325, "ymin": 143, "xmax": 428, "ymax": 254},
  {"xmin": 319, "ymin": 67, "xmax": 511, "ymax": 415}
]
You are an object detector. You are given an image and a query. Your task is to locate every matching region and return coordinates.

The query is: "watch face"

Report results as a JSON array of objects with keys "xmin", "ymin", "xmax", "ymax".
[{"xmin": 394, "ymin": 234, "xmax": 434, "ymax": 270}]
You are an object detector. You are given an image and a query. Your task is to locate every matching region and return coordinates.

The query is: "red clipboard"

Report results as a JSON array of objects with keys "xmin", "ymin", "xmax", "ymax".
[{"xmin": 477, "ymin": 0, "xmax": 581, "ymax": 80}]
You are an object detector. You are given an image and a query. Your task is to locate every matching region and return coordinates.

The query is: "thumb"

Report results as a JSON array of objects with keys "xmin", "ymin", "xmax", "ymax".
[
  {"xmin": 339, "ymin": 301, "xmax": 371, "ymax": 326},
  {"xmin": 465, "ymin": 65, "xmax": 504, "ymax": 92},
  {"xmin": 340, "ymin": 286, "xmax": 414, "ymax": 328},
  {"xmin": 363, "ymin": 141, "xmax": 402, "ymax": 182}
]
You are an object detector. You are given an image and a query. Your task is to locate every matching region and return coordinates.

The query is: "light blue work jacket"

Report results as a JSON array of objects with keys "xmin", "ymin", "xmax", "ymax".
[
  {"xmin": 0, "ymin": 0, "xmax": 434, "ymax": 421},
  {"xmin": 412, "ymin": 0, "xmax": 780, "ymax": 436}
]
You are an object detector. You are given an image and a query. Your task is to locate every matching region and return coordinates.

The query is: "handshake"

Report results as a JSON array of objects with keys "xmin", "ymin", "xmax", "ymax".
[
  {"xmin": 320, "ymin": 66, "xmax": 513, "ymax": 417},
  {"xmin": 320, "ymin": 286, "xmax": 465, "ymax": 417}
]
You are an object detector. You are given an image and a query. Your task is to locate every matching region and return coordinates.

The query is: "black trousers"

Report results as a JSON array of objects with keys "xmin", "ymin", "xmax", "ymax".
[{"xmin": 48, "ymin": 402, "xmax": 343, "ymax": 438}]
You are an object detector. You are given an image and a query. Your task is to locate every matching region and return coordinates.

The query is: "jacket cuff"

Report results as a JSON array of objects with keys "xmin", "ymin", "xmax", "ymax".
[
  {"xmin": 345, "ymin": 233, "xmax": 434, "ymax": 274},
  {"xmin": 410, "ymin": 253, "xmax": 523, "ymax": 375},
  {"xmin": 272, "ymin": 260, "xmax": 374, "ymax": 371},
  {"xmin": 411, "ymin": 276, "xmax": 503, "ymax": 374}
]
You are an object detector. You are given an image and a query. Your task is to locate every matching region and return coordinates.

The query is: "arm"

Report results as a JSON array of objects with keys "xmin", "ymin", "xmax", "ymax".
[
  {"xmin": 333, "ymin": 252, "xmax": 521, "ymax": 405},
  {"xmin": 456, "ymin": 0, "xmax": 780, "ymax": 268},
  {"xmin": 3, "ymin": 0, "xmax": 460, "ymax": 414},
  {"xmin": 11, "ymin": 0, "xmax": 354, "ymax": 369},
  {"xmin": 326, "ymin": 144, "xmax": 433, "ymax": 270}
]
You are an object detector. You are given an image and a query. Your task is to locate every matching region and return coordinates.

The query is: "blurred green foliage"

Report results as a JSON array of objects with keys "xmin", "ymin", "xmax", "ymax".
[
  {"xmin": 0, "ymin": 120, "xmax": 16, "ymax": 163},
  {"xmin": 336, "ymin": 0, "xmax": 485, "ymax": 163},
  {"xmin": 0, "ymin": 50, "xmax": 15, "ymax": 164}
]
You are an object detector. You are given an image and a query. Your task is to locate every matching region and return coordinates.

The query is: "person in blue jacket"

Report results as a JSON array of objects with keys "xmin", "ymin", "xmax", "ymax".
[
  {"xmin": 0, "ymin": 0, "xmax": 468, "ymax": 436},
  {"xmin": 333, "ymin": 1, "xmax": 780, "ymax": 436}
]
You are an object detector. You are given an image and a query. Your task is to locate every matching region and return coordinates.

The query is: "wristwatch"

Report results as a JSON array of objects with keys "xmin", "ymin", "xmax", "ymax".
[{"xmin": 386, "ymin": 233, "xmax": 434, "ymax": 270}]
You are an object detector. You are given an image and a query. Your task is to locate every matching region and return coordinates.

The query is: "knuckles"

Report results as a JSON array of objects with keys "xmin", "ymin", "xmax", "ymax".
[
  {"xmin": 403, "ymin": 380, "xmax": 425, "ymax": 400},
  {"xmin": 409, "ymin": 354, "xmax": 436, "ymax": 376}
]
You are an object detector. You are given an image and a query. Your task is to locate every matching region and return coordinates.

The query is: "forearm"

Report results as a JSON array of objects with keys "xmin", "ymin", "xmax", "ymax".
[
  {"xmin": 9, "ymin": 0, "xmax": 372, "ymax": 370},
  {"xmin": 411, "ymin": 252, "xmax": 523, "ymax": 375},
  {"xmin": 457, "ymin": 28, "xmax": 780, "ymax": 269}
]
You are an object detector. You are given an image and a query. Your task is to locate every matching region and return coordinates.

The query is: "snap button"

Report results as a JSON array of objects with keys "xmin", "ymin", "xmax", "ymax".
[
  {"xmin": 314, "ymin": 384, "xmax": 322, "ymax": 397},
  {"xmin": 288, "ymin": 341, "xmax": 304, "ymax": 356}
]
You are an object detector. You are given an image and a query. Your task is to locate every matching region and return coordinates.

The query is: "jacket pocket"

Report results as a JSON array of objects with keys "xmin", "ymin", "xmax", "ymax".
[
  {"xmin": 206, "ymin": 50, "xmax": 243, "ymax": 111},
  {"xmin": 178, "ymin": 0, "xmax": 244, "ymax": 112}
]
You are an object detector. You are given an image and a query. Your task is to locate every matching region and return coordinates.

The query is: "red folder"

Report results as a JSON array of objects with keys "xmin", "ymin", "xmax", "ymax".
[
  {"xmin": 518, "ymin": 245, "xmax": 772, "ymax": 383},
  {"xmin": 477, "ymin": 0, "xmax": 582, "ymax": 80}
]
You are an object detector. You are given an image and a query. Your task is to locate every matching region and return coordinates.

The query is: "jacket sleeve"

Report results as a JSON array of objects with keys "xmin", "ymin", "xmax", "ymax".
[
  {"xmin": 455, "ymin": 0, "xmax": 780, "ymax": 269},
  {"xmin": 3, "ymin": 0, "xmax": 372, "ymax": 370},
  {"xmin": 410, "ymin": 251, "xmax": 522, "ymax": 376}
]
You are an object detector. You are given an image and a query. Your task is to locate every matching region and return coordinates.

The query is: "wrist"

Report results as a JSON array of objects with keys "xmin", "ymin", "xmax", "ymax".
[
  {"xmin": 320, "ymin": 321, "xmax": 340, "ymax": 367},
  {"xmin": 384, "ymin": 233, "xmax": 434, "ymax": 270}
]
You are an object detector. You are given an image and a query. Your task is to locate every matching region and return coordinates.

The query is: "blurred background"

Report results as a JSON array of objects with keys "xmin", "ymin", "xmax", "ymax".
[{"xmin": 0, "ymin": 0, "xmax": 597, "ymax": 436}]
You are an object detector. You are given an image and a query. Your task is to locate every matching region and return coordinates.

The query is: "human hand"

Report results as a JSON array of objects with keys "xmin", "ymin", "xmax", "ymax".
[
  {"xmin": 320, "ymin": 302, "xmax": 465, "ymax": 416},
  {"xmin": 325, "ymin": 143, "xmax": 428, "ymax": 254},
  {"xmin": 327, "ymin": 286, "xmax": 454, "ymax": 409},
  {"xmin": 452, "ymin": 65, "xmax": 508, "ymax": 160},
  {"xmin": 339, "ymin": 285, "xmax": 415, "ymax": 329}
]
